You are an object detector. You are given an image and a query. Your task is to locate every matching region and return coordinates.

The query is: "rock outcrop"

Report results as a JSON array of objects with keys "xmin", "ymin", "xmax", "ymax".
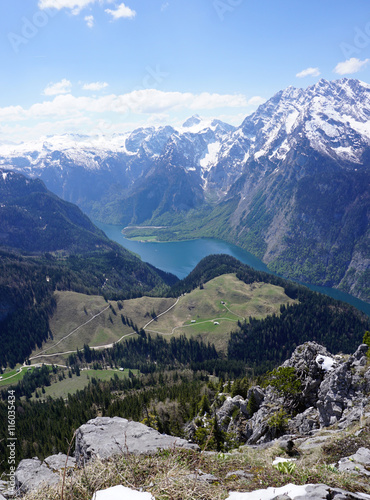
[
  {"xmin": 75, "ymin": 416, "xmax": 199, "ymax": 466},
  {"xmin": 338, "ymin": 446, "xmax": 370, "ymax": 476},
  {"xmin": 213, "ymin": 342, "xmax": 370, "ymax": 445},
  {"xmin": 14, "ymin": 454, "xmax": 75, "ymax": 494},
  {"xmin": 10, "ymin": 342, "xmax": 370, "ymax": 498}
]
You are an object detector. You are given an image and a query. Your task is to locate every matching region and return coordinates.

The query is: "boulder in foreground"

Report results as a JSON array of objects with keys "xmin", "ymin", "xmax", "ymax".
[{"xmin": 76, "ymin": 416, "xmax": 199, "ymax": 466}]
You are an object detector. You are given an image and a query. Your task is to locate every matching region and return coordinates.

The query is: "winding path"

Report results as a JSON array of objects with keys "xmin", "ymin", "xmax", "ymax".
[
  {"xmin": 221, "ymin": 302, "xmax": 246, "ymax": 320},
  {"xmin": 145, "ymin": 296, "xmax": 248, "ymax": 337},
  {"xmin": 30, "ymin": 305, "xmax": 111, "ymax": 360},
  {"xmin": 28, "ymin": 298, "xmax": 179, "ymax": 361},
  {"xmin": 146, "ymin": 316, "xmax": 238, "ymax": 336}
]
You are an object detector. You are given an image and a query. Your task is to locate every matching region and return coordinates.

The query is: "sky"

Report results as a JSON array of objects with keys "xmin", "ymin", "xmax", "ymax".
[{"xmin": 1, "ymin": 0, "xmax": 370, "ymax": 143}]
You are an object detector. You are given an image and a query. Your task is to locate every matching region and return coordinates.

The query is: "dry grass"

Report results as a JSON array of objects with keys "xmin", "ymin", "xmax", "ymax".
[{"xmin": 21, "ymin": 427, "xmax": 370, "ymax": 500}]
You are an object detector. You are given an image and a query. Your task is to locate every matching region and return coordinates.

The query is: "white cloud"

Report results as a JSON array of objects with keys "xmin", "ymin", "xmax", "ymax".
[
  {"xmin": 38, "ymin": 0, "xmax": 116, "ymax": 14},
  {"xmin": 39, "ymin": 0, "xmax": 97, "ymax": 13},
  {"xmin": 85, "ymin": 14, "xmax": 94, "ymax": 27},
  {"xmin": 247, "ymin": 96, "xmax": 266, "ymax": 105},
  {"xmin": 296, "ymin": 67, "xmax": 321, "ymax": 78},
  {"xmin": 0, "ymin": 89, "xmax": 252, "ymax": 142},
  {"xmin": 105, "ymin": 3, "xmax": 136, "ymax": 19},
  {"xmin": 43, "ymin": 79, "xmax": 72, "ymax": 96},
  {"xmin": 0, "ymin": 90, "xmax": 248, "ymax": 123},
  {"xmin": 161, "ymin": 2, "xmax": 169, "ymax": 11},
  {"xmin": 334, "ymin": 57, "xmax": 370, "ymax": 75},
  {"xmin": 82, "ymin": 81, "xmax": 109, "ymax": 91}
]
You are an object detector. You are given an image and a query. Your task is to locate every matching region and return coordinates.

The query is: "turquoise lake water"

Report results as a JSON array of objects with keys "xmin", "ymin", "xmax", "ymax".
[{"xmin": 96, "ymin": 221, "xmax": 370, "ymax": 316}]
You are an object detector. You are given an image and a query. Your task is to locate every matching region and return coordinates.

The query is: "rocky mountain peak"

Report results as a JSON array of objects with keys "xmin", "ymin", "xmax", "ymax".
[
  {"xmin": 182, "ymin": 114, "xmax": 202, "ymax": 128},
  {"xmin": 0, "ymin": 79, "xmax": 369, "ymax": 302},
  {"xmin": 211, "ymin": 341, "xmax": 370, "ymax": 446}
]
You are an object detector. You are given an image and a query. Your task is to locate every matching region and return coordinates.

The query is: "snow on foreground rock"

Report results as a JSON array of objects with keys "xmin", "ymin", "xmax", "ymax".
[
  {"xmin": 91, "ymin": 484, "xmax": 370, "ymax": 500},
  {"xmin": 92, "ymin": 485, "xmax": 154, "ymax": 500},
  {"xmin": 226, "ymin": 483, "xmax": 370, "ymax": 500}
]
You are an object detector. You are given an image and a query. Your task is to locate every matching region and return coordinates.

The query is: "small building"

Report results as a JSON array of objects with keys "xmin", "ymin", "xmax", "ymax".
[
  {"xmin": 191, "ymin": 320, "xmax": 196, "ymax": 323},
  {"xmin": 214, "ymin": 321, "xmax": 219, "ymax": 325}
]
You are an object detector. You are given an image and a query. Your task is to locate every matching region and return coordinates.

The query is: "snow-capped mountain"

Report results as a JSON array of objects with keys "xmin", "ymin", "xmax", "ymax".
[
  {"xmin": 0, "ymin": 116, "xmax": 233, "ymax": 214},
  {"xmin": 0, "ymin": 79, "xmax": 369, "ymax": 301},
  {"xmin": 203, "ymin": 78, "xmax": 370, "ymax": 191}
]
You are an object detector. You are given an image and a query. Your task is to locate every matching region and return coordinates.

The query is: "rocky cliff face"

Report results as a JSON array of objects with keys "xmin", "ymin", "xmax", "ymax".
[
  {"xmin": 0, "ymin": 79, "xmax": 369, "ymax": 300},
  {"xmin": 212, "ymin": 342, "xmax": 370, "ymax": 445}
]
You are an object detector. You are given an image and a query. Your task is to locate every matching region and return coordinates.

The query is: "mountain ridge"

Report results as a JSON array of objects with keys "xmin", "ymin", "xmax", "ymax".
[{"xmin": 0, "ymin": 78, "xmax": 369, "ymax": 301}]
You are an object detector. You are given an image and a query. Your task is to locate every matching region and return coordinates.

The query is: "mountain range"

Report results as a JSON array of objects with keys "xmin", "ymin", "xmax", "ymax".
[{"xmin": 0, "ymin": 78, "xmax": 369, "ymax": 302}]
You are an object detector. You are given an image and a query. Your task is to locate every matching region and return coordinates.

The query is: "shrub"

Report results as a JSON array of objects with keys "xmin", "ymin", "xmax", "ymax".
[
  {"xmin": 267, "ymin": 367, "xmax": 302, "ymax": 398},
  {"xmin": 268, "ymin": 409, "xmax": 288, "ymax": 434}
]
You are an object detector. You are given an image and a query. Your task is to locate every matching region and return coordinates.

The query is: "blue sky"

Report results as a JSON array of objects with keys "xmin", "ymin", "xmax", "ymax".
[{"xmin": 1, "ymin": 0, "xmax": 370, "ymax": 142}]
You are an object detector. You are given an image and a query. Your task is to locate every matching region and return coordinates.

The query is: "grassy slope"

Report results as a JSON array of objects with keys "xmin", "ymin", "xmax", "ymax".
[
  {"xmin": 38, "ymin": 368, "xmax": 138, "ymax": 400},
  {"xmin": 31, "ymin": 274, "xmax": 295, "ymax": 364},
  {"xmin": 29, "ymin": 292, "xmax": 177, "ymax": 364},
  {"xmin": 146, "ymin": 274, "xmax": 295, "ymax": 351},
  {"xmin": 0, "ymin": 366, "xmax": 31, "ymax": 387}
]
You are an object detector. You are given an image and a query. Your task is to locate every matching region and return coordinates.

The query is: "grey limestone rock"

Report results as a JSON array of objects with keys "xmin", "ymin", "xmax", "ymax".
[
  {"xmin": 282, "ymin": 341, "xmax": 331, "ymax": 408},
  {"xmin": 44, "ymin": 452, "xmax": 76, "ymax": 471},
  {"xmin": 212, "ymin": 342, "xmax": 370, "ymax": 451},
  {"xmin": 75, "ymin": 416, "xmax": 199, "ymax": 466},
  {"xmin": 217, "ymin": 395, "xmax": 246, "ymax": 431},
  {"xmin": 13, "ymin": 453, "xmax": 74, "ymax": 495},
  {"xmin": 297, "ymin": 484, "xmax": 370, "ymax": 499},
  {"xmin": 338, "ymin": 447, "xmax": 370, "ymax": 476},
  {"xmin": 288, "ymin": 406, "xmax": 320, "ymax": 435},
  {"xmin": 316, "ymin": 346, "xmax": 369, "ymax": 428},
  {"xmin": 246, "ymin": 385, "xmax": 265, "ymax": 409},
  {"xmin": 225, "ymin": 470, "xmax": 253, "ymax": 480},
  {"xmin": 337, "ymin": 457, "xmax": 370, "ymax": 476},
  {"xmin": 352, "ymin": 447, "xmax": 370, "ymax": 465},
  {"xmin": 227, "ymin": 484, "xmax": 370, "ymax": 499},
  {"xmin": 15, "ymin": 458, "xmax": 60, "ymax": 494},
  {"xmin": 187, "ymin": 472, "xmax": 219, "ymax": 483}
]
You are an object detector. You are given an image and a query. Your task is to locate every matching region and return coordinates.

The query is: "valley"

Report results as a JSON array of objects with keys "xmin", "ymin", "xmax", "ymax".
[
  {"xmin": 26, "ymin": 274, "xmax": 295, "ymax": 368},
  {"xmin": 1, "ymin": 79, "xmax": 369, "ymax": 302},
  {"xmin": 2, "ymin": 4, "xmax": 370, "ymax": 498}
]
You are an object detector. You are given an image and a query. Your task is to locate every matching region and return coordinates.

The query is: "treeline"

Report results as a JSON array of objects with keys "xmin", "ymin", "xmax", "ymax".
[
  {"xmin": 0, "ymin": 371, "xmax": 209, "ymax": 473},
  {"xmin": 0, "ymin": 252, "xmax": 56, "ymax": 368},
  {"xmin": 1, "ymin": 365, "xmax": 54, "ymax": 399},
  {"xmin": 167, "ymin": 255, "xmax": 370, "ymax": 372},
  {"xmin": 0, "ymin": 248, "xmax": 176, "ymax": 368},
  {"xmin": 66, "ymin": 334, "xmax": 247, "ymax": 377},
  {"xmin": 228, "ymin": 295, "xmax": 370, "ymax": 374},
  {"xmin": 166, "ymin": 253, "xmax": 310, "ymax": 300}
]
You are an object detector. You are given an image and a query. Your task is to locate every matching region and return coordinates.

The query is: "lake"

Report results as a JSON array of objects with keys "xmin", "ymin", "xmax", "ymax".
[{"xmin": 96, "ymin": 221, "xmax": 370, "ymax": 316}]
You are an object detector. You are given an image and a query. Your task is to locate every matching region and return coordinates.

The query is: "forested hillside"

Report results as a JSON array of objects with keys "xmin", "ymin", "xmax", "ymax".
[
  {"xmin": 169, "ymin": 255, "xmax": 370, "ymax": 372},
  {"xmin": 0, "ymin": 171, "xmax": 177, "ymax": 368},
  {"xmin": 0, "ymin": 254, "xmax": 369, "ymax": 472}
]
